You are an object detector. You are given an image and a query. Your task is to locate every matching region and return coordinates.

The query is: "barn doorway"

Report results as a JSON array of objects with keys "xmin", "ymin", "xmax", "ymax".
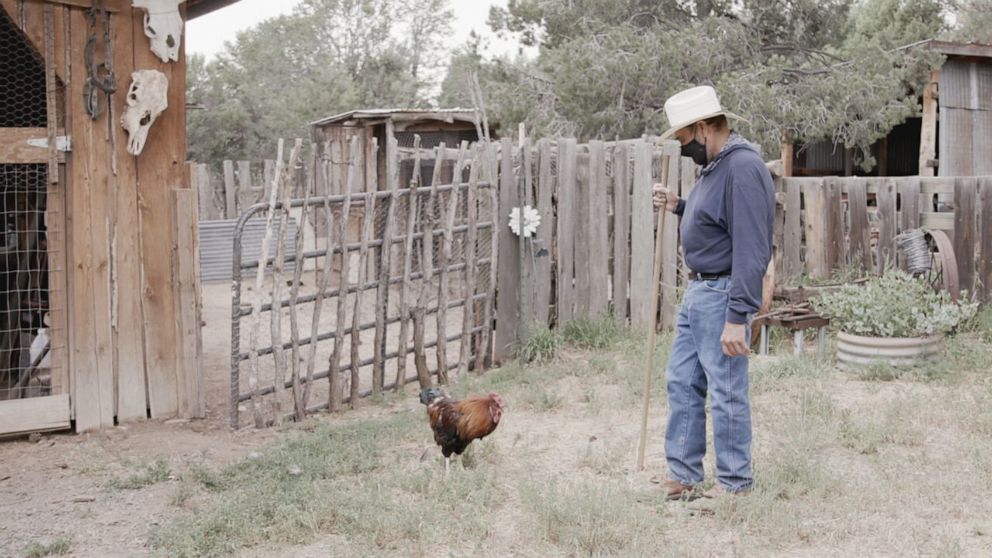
[{"xmin": 0, "ymin": 8, "xmax": 70, "ymax": 436}]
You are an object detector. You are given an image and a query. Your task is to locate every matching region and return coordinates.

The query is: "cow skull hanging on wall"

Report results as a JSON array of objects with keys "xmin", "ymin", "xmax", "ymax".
[
  {"xmin": 121, "ymin": 70, "xmax": 169, "ymax": 156},
  {"xmin": 132, "ymin": 0, "xmax": 185, "ymax": 63}
]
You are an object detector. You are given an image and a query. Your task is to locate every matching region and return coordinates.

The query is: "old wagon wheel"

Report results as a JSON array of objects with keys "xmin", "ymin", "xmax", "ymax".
[{"xmin": 923, "ymin": 229, "xmax": 959, "ymax": 302}]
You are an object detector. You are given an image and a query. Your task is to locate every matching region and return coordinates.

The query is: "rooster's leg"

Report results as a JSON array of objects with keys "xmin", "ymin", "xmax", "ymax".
[{"xmin": 444, "ymin": 456, "xmax": 451, "ymax": 477}]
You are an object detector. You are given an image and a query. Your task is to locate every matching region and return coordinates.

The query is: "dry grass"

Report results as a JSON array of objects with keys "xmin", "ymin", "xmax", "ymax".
[{"xmin": 149, "ymin": 325, "xmax": 992, "ymax": 558}]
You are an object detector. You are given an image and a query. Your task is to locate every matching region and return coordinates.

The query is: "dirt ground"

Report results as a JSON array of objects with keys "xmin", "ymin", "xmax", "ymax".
[{"xmin": 3, "ymin": 297, "xmax": 992, "ymax": 556}]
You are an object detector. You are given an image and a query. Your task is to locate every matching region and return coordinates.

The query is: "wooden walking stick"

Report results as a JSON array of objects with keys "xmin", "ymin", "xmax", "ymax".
[{"xmin": 637, "ymin": 152, "xmax": 672, "ymax": 471}]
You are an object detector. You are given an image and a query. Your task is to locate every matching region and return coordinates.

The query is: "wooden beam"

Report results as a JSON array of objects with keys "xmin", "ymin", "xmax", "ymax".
[
  {"xmin": 0, "ymin": 128, "xmax": 66, "ymax": 163},
  {"xmin": 173, "ymin": 186, "xmax": 204, "ymax": 418},
  {"xmin": 0, "ymin": 395, "xmax": 70, "ymax": 438},
  {"xmin": 781, "ymin": 131, "xmax": 794, "ymax": 178},
  {"xmin": 919, "ymin": 70, "xmax": 940, "ymax": 177}
]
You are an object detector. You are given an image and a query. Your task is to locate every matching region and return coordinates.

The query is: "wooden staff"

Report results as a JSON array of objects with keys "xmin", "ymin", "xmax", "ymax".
[{"xmin": 637, "ymin": 152, "xmax": 671, "ymax": 471}]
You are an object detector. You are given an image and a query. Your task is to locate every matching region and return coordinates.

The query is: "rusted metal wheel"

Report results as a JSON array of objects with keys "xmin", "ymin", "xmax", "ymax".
[{"xmin": 924, "ymin": 229, "xmax": 959, "ymax": 301}]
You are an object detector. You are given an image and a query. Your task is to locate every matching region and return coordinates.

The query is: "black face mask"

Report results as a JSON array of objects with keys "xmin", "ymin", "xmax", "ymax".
[{"xmin": 681, "ymin": 139, "xmax": 708, "ymax": 166}]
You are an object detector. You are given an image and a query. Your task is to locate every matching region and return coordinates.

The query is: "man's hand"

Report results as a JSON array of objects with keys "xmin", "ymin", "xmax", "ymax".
[
  {"xmin": 721, "ymin": 322, "xmax": 749, "ymax": 357},
  {"xmin": 652, "ymin": 183, "xmax": 680, "ymax": 213}
]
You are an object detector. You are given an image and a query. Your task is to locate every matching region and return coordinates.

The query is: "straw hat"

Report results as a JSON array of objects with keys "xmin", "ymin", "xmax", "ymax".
[{"xmin": 660, "ymin": 85, "xmax": 746, "ymax": 140}]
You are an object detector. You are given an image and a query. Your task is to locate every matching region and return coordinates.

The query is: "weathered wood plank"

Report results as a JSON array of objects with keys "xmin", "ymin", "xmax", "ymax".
[
  {"xmin": 953, "ymin": 177, "xmax": 977, "ymax": 295},
  {"xmin": 223, "ymin": 160, "xmax": 237, "ymax": 218},
  {"xmin": 920, "ymin": 212, "xmax": 956, "ymax": 231},
  {"xmin": 612, "ymin": 143, "xmax": 630, "ymax": 324},
  {"xmin": 876, "ymin": 178, "xmax": 898, "ymax": 272},
  {"xmin": 847, "ymin": 178, "xmax": 872, "ymax": 272},
  {"xmin": 919, "ymin": 70, "xmax": 939, "ymax": 177},
  {"xmin": 172, "ymin": 187, "xmax": 204, "ymax": 419},
  {"xmin": 394, "ymin": 136, "xmax": 422, "ymax": 388},
  {"xmin": 133, "ymin": 5, "xmax": 185, "ymax": 419},
  {"xmin": 436, "ymin": 144, "xmax": 468, "ymax": 384},
  {"xmin": 478, "ymin": 142, "xmax": 500, "ymax": 369},
  {"xmin": 979, "ymin": 177, "xmax": 992, "ymax": 302},
  {"xmin": 630, "ymin": 140, "xmax": 655, "ymax": 329},
  {"xmin": 458, "ymin": 149, "xmax": 480, "ymax": 376},
  {"xmin": 328, "ymin": 149, "xmax": 355, "ymax": 412},
  {"xmin": 556, "ymin": 138, "xmax": 577, "ymax": 324},
  {"xmin": 783, "ymin": 180, "xmax": 802, "ymax": 279},
  {"xmin": 534, "ymin": 139, "xmax": 554, "ymax": 325},
  {"xmin": 824, "ymin": 177, "xmax": 845, "ymax": 272},
  {"xmin": 899, "ymin": 176, "xmax": 922, "ymax": 231},
  {"xmin": 801, "ymin": 179, "xmax": 827, "ymax": 279},
  {"xmin": 587, "ymin": 140, "xmax": 610, "ymax": 317},
  {"xmin": 0, "ymin": 128, "xmax": 66, "ymax": 163},
  {"xmin": 494, "ymin": 138, "xmax": 520, "ymax": 363},
  {"xmin": 350, "ymin": 193, "xmax": 375, "ymax": 406}
]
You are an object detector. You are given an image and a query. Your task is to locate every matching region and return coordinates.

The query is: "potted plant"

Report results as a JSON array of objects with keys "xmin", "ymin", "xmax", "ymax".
[{"xmin": 813, "ymin": 270, "xmax": 978, "ymax": 367}]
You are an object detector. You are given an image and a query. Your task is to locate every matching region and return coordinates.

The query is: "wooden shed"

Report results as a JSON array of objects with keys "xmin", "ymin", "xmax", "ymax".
[
  {"xmin": 0, "ymin": 0, "xmax": 236, "ymax": 436},
  {"xmin": 309, "ymin": 108, "xmax": 492, "ymax": 193}
]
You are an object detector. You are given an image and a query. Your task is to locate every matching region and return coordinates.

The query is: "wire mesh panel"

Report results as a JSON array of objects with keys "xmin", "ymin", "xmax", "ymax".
[{"xmin": 0, "ymin": 164, "xmax": 58, "ymax": 400}]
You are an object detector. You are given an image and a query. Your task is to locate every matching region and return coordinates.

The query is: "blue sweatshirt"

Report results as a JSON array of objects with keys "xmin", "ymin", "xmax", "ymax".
[{"xmin": 673, "ymin": 138, "xmax": 775, "ymax": 324}]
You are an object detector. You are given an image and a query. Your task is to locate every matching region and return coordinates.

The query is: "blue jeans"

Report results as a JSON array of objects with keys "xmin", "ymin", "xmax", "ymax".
[{"xmin": 664, "ymin": 276, "xmax": 753, "ymax": 492}]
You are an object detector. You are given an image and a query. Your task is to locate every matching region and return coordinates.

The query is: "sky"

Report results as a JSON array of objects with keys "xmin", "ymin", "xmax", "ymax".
[{"xmin": 186, "ymin": 0, "xmax": 529, "ymax": 60}]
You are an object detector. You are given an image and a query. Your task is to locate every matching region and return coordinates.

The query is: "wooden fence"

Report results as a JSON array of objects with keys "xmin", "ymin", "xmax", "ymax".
[{"xmin": 490, "ymin": 136, "xmax": 992, "ymax": 362}]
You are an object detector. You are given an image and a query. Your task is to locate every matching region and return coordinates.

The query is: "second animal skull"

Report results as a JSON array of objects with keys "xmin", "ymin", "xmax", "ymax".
[{"xmin": 121, "ymin": 70, "xmax": 169, "ymax": 156}]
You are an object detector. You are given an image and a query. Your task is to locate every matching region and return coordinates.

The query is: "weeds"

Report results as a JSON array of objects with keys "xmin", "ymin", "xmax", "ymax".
[
  {"xmin": 560, "ymin": 317, "xmax": 624, "ymax": 350},
  {"xmin": 517, "ymin": 326, "xmax": 563, "ymax": 363},
  {"xmin": 107, "ymin": 458, "xmax": 170, "ymax": 490},
  {"xmin": 22, "ymin": 537, "xmax": 71, "ymax": 557}
]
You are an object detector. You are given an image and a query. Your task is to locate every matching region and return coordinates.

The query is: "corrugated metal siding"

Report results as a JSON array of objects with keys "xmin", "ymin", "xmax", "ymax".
[
  {"xmin": 199, "ymin": 218, "xmax": 298, "ymax": 282},
  {"xmin": 939, "ymin": 59, "xmax": 992, "ymax": 177},
  {"xmin": 798, "ymin": 140, "xmax": 844, "ymax": 172}
]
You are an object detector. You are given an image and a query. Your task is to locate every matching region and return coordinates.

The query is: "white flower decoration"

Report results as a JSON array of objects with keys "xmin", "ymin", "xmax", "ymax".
[{"xmin": 508, "ymin": 205, "xmax": 541, "ymax": 238}]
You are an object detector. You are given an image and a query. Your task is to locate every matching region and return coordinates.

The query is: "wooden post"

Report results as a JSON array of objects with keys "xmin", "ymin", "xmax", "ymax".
[
  {"xmin": 196, "ymin": 164, "xmax": 216, "ymax": 220},
  {"xmin": 801, "ymin": 178, "xmax": 827, "ymax": 279},
  {"xmin": 824, "ymin": 178, "xmax": 845, "ymax": 272},
  {"xmin": 248, "ymin": 140, "xmax": 285, "ymax": 428},
  {"xmin": 630, "ymin": 140, "xmax": 654, "ymax": 329},
  {"xmin": 477, "ymin": 142, "xmax": 500, "ymax": 370},
  {"xmin": 222, "ymin": 160, "xmax": 237, "ymax": 218},
  {"xmin": 237, "ymin": 160, "xmax": 254, "ymax": 211},
  {"xmin": 372, "ymin": 137, "xmax": 393, "ymax": 394},
  {"xmin": 612, "ymin": 143, "xmax": 630, "ymax": 324},
  {"xmin": 953, "ymin": 177, "xmax": 977, "ymax": 295},
  {"xmin": 518, "ymin": 135, "xmax": 534, "ymax": 326},
  {"xmin": 919, "ymin": 70, "xmax": 940, "ymax": 177},
  {"xmin": 979, "ymin": 177, "xmax": 992, "ymax": 302},
  {"xmin": 458, "ymin": 147, "xmax": 481, "ymax": 376},
  {"xmin": 302, "ymin": 196, "xmax": 336, "ymax": 411},
  {"xmin": 494, "ymin": 138, "xmax": 519, "ymax": 363},
  {"xmin": 269, "ymin": 140, "xmax": 303, "ymax": 426},
  {"xmin": 437, "ymin": 145, "xmax": 468, "ymax": 383},
  {"xmin": 328, "ymin": 139, "xmax": 357, "ymax": 412},
  {"xmin": 288, "ymin": 165, "xmax": 312, "ymax": 421},
  {"xmin": 556, "ymin": 138, "xmax": 577, "ymax": 325},
  {"xmin": 659, "ymin": 145, "xmax": 682, "ymax": 330},
  {"xmin": 350, "ymin": 193, "xmax": 376, "ymax": 407},
  {"xmin": 395, "ymin": 136, "xmax": 422, "ymax": 389},
  {"xmin": 781, "ymin": 131, "xmax": 794, "ymax": 178}
]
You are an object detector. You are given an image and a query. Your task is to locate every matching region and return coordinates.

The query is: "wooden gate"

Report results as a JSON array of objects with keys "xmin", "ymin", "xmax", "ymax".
[{"xmin": 0, "ymin": 5, "xmax": 70, "ymax": 436}]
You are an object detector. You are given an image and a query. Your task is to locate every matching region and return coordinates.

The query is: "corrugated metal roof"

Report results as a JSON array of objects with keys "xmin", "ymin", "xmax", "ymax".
[
  {"xmin": 199, "ymin": 218, "xmax": 298, "ymax": 282},
  {"xmin": 311, "ymin": 108, "xmax": 479, "ymax": 127}
]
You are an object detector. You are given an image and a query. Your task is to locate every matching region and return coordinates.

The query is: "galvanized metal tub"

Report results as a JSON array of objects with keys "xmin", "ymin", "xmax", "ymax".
[{"xmin": 836, "ymin": 331, "xmax": 944, "ymax": 367}]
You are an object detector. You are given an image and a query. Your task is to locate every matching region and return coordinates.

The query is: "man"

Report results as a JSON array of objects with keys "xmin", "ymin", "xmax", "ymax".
[{"xmin": 652, "ymin": 85, "xmax": 775, "ymax": 500}]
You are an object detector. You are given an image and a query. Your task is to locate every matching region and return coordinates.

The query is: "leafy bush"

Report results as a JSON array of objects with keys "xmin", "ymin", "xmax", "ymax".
[{"xmin": 814, "ymin": 270, "xmax": 978, "ymax": 337}]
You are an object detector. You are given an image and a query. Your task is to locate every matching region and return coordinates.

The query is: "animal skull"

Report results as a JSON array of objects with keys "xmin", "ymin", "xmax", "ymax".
[
  {"xmin": 121, "ymin": 70, "xmax": 169, "ymax": 156},
  {"xmin": 132, "ymin": 0, "xmax": 185, "ymax": 63}
]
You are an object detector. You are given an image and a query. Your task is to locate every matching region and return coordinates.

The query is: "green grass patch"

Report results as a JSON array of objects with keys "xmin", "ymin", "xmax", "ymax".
[
  {"xmin": 517, "ymin": 326, "xmax": 564, "ymax": 363},
  {"xmin": 560, "ymin": 317, "xmax": 625, "ymax": 350}
]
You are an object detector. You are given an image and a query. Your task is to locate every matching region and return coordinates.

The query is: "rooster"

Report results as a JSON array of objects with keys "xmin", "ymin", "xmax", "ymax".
[{"xmin": 419, "ymin": 387, "xmax": 504, "ymax": 474}]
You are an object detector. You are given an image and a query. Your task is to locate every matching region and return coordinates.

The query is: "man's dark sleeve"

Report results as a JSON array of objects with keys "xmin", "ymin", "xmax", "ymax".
[
  {"xmin": 726, "ymin": 160, "xmax": 774, "ymax": 324},
  {"xmin": 673, "ymin": 198, "xmax": 686, "ymax": 216}
]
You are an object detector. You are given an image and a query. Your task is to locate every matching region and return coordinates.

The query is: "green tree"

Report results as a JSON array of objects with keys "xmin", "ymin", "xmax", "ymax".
[
  {"xmin": 187, "ymin": 0, "xmax": 452, "ymax": 163},
  {"xmin": 458, "ymin": 0, "xmax": 949, "ymax": 167}
]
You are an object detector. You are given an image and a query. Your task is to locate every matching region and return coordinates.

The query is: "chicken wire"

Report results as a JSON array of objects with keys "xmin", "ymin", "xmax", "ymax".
[
  {"xmin": 229, "ymin": 178, "xmax": 495, "ymax": 428},
  {"xmin": 0, "ymin": 9, "xmax": 64, "ymax": 402}
]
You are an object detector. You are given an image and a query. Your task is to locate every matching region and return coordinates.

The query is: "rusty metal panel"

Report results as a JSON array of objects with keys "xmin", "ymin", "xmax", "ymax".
[
  {"xmin": 939, "ymin": 107, "xmax": 975, "ymax": 176},
  {"xmin": 976, "ymin": 110, "xmax": 992, "ymax": 176},
  {"xmin": 939, "ymin": 60, "xmax": 975, "ymax": 109}
]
